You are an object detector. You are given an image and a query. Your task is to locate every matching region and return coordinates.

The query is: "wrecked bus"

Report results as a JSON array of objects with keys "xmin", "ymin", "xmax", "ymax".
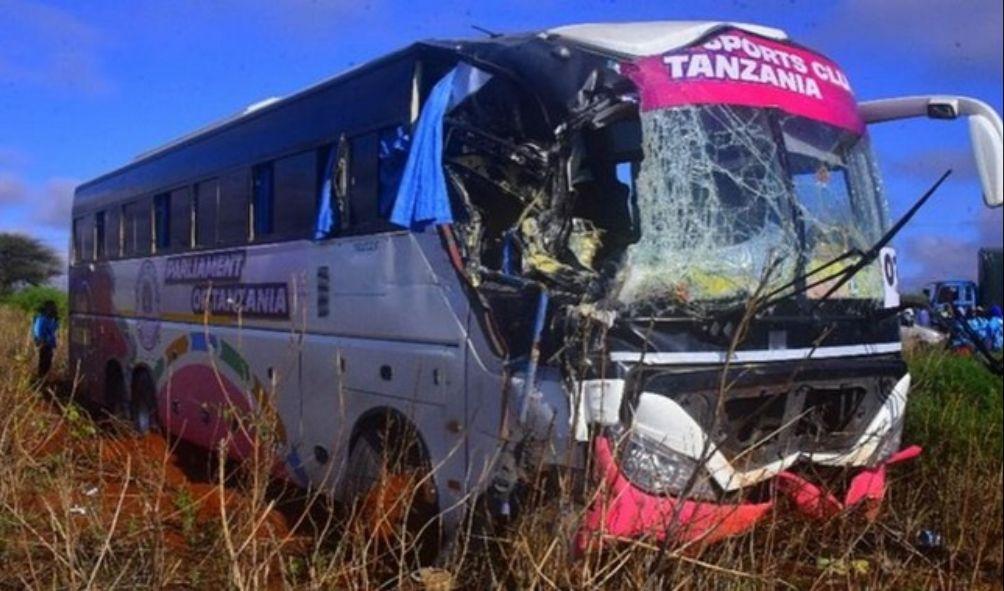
[{"xmin": 68, "ymin": 21, "xmax": 1004, "ymax": 551}]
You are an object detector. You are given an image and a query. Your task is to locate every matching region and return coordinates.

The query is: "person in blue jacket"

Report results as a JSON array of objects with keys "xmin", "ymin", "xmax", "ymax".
[
  {"xmin": 989, "ymin": 305, "xmax": 1004, "ymax": 352},
  {"xmin": 32, "ymin": 300, "xmax": 59, "ymax": 379}
]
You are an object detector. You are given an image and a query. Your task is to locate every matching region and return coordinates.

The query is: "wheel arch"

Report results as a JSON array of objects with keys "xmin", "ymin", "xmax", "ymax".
[
  {"xmin": 348, "ymin": 406, "xmax": 435, "ymax": 469},
  {"xmin": 103, "ymin": 359, "xmax": 127, "ymax": 409}
]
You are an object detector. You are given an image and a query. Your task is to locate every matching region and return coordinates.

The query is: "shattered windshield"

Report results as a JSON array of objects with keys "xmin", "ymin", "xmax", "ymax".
[
  {"xmin": 615, "ymin": 104, "xmax": 886, "ymax": 310},
  {"xmin": 779, "ymin": 113, "xmax": 887, "ymax": 300}
]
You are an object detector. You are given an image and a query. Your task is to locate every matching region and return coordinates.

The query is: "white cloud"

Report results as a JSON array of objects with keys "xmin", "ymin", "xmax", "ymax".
[
  {"xmin": 0, "ymin": 171, "xmax": 78, "ymax": 229},
  {"xmin": 0, "ymin": 0, "xmax": 113, "ymax": 95},
  {"xmin": 0, "ymin": 171, "xmax": 28, "ymax": 204},
  {"xmin": 901, "ymin": 205, "xmax": 1003, "ymax": 288}
]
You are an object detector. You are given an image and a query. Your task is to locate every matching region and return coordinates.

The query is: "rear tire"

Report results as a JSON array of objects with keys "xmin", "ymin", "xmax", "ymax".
[
  {"xmin": 130, "ymin": 370, "xmax": 159, "ymax": 435},
  {"xmin": 104, "ymin": 364, "xmax": 128, "ymax": 421}
]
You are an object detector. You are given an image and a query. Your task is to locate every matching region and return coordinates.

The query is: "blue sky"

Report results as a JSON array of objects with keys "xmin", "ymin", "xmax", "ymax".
[{"xmin": 1, "ymin": 0, "xmax": 1001, "ymax": 289}]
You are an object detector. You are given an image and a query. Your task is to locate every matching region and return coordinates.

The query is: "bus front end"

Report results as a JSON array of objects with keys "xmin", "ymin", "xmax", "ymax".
[
  {"xmin": 436, "ymin": 22, "xmax": 1001, "ymax": 548},
  {"xmin": 568, "ymin": 31, "xmax": 917, "ymax": 545}
]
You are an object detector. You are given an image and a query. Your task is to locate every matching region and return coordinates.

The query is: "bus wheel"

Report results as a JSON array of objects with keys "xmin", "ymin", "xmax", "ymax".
[
  {"xmin": 130, "ymin": 370, "xmax": 159, "ymax": 435},
  {"xmin": 344, "ymin": 418, "xmax": 440, "ymax": 563},
  {"xmin": 104, "ymin": 363, "xmax": 129, "ymax": 421}
]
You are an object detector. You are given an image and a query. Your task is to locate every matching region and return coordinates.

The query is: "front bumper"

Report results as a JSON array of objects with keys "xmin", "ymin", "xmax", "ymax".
[{"xmin": 576, "ymin": 436, "xmax": 921, "ymax": 551}]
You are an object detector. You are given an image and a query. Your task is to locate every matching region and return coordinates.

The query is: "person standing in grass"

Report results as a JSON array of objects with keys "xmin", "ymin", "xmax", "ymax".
[{"xmin": 32, "ymin": 299, "xmax": 59, "ymax": 379}]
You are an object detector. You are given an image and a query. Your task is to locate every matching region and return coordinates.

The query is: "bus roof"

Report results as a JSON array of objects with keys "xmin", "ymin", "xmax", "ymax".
[
  {"xmin": 75, "ymin": 20, "xmax": 791, "ymax": 204},
  {"xmin": 546, "ymin": 21, "xmax": 788, "ymax": 57}
]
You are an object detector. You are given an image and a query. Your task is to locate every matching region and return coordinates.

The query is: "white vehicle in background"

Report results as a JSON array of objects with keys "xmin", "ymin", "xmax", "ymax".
[{"xmin": 68, "ymin": 21, "xmax": 1003, "ymax": 554}]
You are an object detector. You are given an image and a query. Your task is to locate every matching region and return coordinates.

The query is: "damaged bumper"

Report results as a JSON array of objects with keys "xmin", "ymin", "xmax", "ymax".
[{"xmin": 576, "ymin": 436, "xmax": 921, "ymax": 551}]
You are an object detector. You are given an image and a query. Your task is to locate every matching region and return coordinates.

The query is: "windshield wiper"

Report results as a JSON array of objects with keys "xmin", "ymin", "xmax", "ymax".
[
  {"xmin": 709, "ymin": 169, "xmax": 952, "ymax": 322},
  {"xmin": 810, "ymin": 168, "xmax": 951, "ymax": 310}
]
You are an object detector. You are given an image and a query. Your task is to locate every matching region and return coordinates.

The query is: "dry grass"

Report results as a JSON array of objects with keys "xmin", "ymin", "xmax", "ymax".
[{"xmin": 0, "ymin": 305, "xmax": 1000, "ymax": 590}]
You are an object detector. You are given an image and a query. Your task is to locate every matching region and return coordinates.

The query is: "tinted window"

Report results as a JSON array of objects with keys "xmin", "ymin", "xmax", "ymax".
[
  {"xmin": 153, "ymin": 192, "xmax": 171, "ymax": 252},
  {"xmin": 252, "ymin": 162, "xmax": 275, "ymax": 239},
  {"xmin": 170, "ymin": 186, "xmax": 192, "ymax": 250},
  {"xmin": 122, "ymin": 199, "xmax": 151, "ymax": 257},
  {"xmin": 105, "ymin": 207, "xmax": 121, "ymax": 258},
  {"xmin": 274, "ymin": 151, "xmax": 317, "ymax": 238},
  {"xmin": 348, "ymin": 133, "xmax": 381, "ymax": 230},
  {"xmin": 72, "ymin": 216, "xmax": 88, "ymax": 263},
  {"xmin": 217, "ymin": 169, "xmax": 249, "ymax": 245},
  {"xmin": 378, "ymin": 125, "xmax": 409, "ymax": 219},
  {"xmin": 194, "ymin": 178, "xmax": 219, "ymax": 248},
  {"xmin": 95, "ymin": 211, "xmax": 106, "ymax": 259}
]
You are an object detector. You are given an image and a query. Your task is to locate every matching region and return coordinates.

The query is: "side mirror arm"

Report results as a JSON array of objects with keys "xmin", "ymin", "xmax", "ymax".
[{"xmin": 859, "ymin": 95, "xmax": 1002, "ymax": 208}]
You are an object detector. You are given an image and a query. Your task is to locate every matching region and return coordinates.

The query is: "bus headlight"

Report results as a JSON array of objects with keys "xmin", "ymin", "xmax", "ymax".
[{"xmin": 614, "ymin": 429, "xmax": 716, "ymax": 500}]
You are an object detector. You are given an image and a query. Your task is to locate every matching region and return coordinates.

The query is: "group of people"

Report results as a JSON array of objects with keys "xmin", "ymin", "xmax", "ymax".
[{"xmin": 947, "ymin": 305, "xmax": 1004, "ymax": 353}]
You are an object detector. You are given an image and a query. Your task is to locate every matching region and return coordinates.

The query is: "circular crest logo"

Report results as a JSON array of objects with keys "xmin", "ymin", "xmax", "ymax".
[{"xmin": 135, "ymin": 260, "xmax": 161, "ymax": 351}]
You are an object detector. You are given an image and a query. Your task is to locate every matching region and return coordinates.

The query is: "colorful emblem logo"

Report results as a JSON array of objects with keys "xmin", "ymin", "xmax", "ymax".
[{"xmin": 135, "ymin": 260, "xmax": 161, "ymax": 350}]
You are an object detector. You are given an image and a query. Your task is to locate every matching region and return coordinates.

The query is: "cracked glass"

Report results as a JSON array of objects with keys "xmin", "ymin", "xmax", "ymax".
[{"xmin": 616, "ymin": 105, "xmax": 887, "ymax": 310}]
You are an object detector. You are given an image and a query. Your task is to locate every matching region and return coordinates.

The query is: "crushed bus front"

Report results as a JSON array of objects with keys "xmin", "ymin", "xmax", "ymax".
[
  {"xmin": 571, "ymin": 372, "xmax": 921, "ymax": 549},
  {"xmin": 433, "ymin": 23, "xmax": 942, "ymax": 547}
]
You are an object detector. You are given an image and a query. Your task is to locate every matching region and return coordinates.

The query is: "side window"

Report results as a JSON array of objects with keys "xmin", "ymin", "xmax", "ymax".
[
  {"xmin": 105, "ymin": 206, "xmax": 121, "ymax": 258},
  {"xmin": 94, "ymin": 211, "xmax": 106, "ymax": 260},
  {"xmin": 122, "ymin": 198, "xmax": 151, "ymax": 257},
  {"xmin": 153, "ymin": 192, "xmax": 171, "ymax": 252},
  {"xmin": 72, "ymin": 216, "xmax": 86, "ymax": 263},
  {"xmin": 217, "ymin": 169, "xmax": 249, "ymax": 246},
  {"xmin": 378, "ymin": 125, "xmax": 410, "ymax": 219},
  {"xmin": 274, "ymin": 151, "xmax": 317, "ymax": 238},
  {"xmin": 170, "ymin": 186, "xmax": 192, "ymax": 250},
  {"xmin": 252, "ymin": 162, "xmax": 275, "ymax": 240},
  {"xmin": 334, "ymin": 135, "xmax": 350, "ymax": 231},
  {"xmin": 81, "ymin": 215, "xmax": 94, "ymax": 261},
  {"xmin": 335, "ymin": 126, "xmax": 409, "ymax": 235},
  {"xmin": 347, "ymin": 133, "xmax": 382, "ymax": 231},
  {"xmin": 119, "ymin": 204, "xmax": 130, "ymax": 256},
  {"xmin": 194, "ymin": 178, "xmax": 219, "ymax": 248}
]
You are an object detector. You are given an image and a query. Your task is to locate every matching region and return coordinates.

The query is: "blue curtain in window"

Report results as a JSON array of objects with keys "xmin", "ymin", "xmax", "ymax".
[{"xmin": 313, "ymin": 147, "xmax": 339, "ymax": 240}]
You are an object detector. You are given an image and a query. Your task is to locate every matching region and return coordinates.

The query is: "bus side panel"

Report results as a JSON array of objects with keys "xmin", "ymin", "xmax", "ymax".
[
  {"xmin": 297, "ymin": 233, "xmax": 470, "ymax": 501},
  {"xmin": 68, "ymin": 262, "xmax": 137, "ymax": 405},
  {"xmin": 151, "ymin": 321, "xmax": 302, "ymax": 461}
]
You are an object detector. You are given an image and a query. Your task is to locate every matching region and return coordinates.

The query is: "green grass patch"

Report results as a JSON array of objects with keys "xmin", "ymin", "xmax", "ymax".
[{"xmin": 906, "ymin": 349, "xmax": 1003, "ymax": 459}]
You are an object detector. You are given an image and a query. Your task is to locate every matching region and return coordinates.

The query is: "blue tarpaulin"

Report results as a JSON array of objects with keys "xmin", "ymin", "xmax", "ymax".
[
  {"xmin": 314, "ymin": 63, "xmax": 491, "ymax": 238},
  {"xmin": 389, "ymin": 69, "xmax": 458, "ymax": 229},
  {"xmin": 390, "ymin": 63, "xmax": 492, "ymax": 230},
  {"xmin": 378, "ymin": 125, "xmax": 411, "ymax": 218}
]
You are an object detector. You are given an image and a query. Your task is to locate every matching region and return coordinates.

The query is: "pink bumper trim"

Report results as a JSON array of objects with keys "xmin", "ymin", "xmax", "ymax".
[{"xmin": 577, "ymin": 438, "xmax": 921, "ymax": 551}]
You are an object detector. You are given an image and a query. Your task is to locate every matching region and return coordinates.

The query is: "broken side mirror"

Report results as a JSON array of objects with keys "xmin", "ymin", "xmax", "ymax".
[{"xmin": 859, "ymin": 95, "xmax": 1004, "ymax": 208}]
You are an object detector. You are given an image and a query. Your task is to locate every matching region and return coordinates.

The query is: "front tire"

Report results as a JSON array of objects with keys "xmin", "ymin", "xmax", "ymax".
[{"xmin": 343, "ymin": 418, "xmax": 440, "ymax": 564}]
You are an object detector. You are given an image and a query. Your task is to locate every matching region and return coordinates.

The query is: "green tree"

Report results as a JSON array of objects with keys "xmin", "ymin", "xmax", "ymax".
[{"xmin": 0, "ymin": 233, "xmax": 63, "ymax": 295}]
